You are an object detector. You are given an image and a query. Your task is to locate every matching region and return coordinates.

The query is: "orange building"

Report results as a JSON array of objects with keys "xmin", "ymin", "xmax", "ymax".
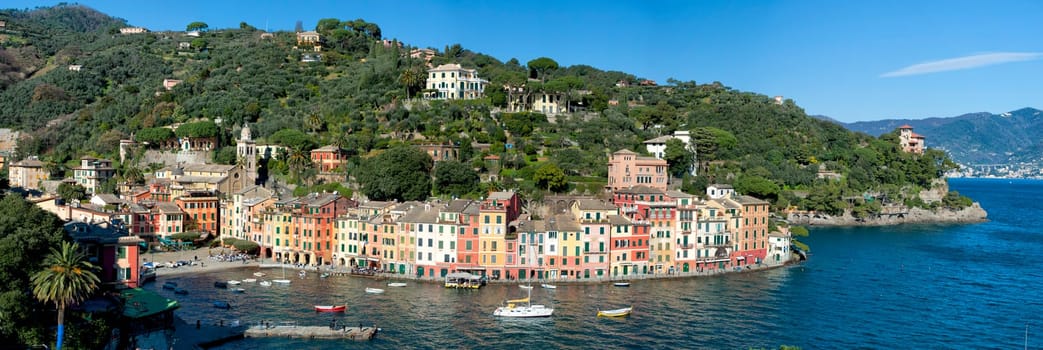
[
  {"xmin": 478, "ymin": 191, "xmax": 520, "ymax": 280},
  {"xmin": 267, "ymin": 193, "xmax": 354, "ymax": 266},
  {"xmin": 731, "ymin": 195, "xmax": 770, "ymax": 266},
  {"xmin": 175, "ymin": 191, "xmax": 219, "ymax": 235}
]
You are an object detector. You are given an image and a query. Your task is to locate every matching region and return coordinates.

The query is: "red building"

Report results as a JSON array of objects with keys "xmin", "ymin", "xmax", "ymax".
[
  {"xmin": 310, "ymin": 145, "xmax": 350, "ymax": 173},
  {"xmin": 66, "ymin": 221, "xmax": 145, "ymax": 288},
  {"xmin": 283, "ymin": 193, "xmax": 355, "ymax": 265}
]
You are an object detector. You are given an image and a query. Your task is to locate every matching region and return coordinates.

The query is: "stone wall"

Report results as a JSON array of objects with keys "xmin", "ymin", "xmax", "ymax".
[{"xmin": 141, "ymin": 150, "xmax": 211, "ymax": 168}]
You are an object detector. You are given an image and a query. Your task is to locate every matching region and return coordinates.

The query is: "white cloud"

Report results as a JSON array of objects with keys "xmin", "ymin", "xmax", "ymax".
[{"xmin": 881, "ymin": 52, "xmax": 1043, "ymax": 77}]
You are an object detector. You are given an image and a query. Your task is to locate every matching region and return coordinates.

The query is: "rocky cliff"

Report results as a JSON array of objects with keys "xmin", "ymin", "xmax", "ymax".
[{"xmin": 786, "ymin": 203, "xmax": 988, "ymax": 226}]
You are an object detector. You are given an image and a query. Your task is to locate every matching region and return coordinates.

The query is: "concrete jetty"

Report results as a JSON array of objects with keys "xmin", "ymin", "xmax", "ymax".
[{"xmin": 244, "ymin": 324, "xmax": 378, "ymax": 340}]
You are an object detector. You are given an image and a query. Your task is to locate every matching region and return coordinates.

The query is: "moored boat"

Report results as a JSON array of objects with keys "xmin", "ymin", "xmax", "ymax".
[
  {"xmin": 314, "ymin": 305, "xmax": 347, "ymax": 312},
  {"xmin": 213, "ymin": 301, "xmax": 231, "ymax": 309},
  {"xmin": 493, "ymin": 287, "xmax": 553, "ymax": 318},
  {"xmin": 227, "ymin": 280, "xmax": 241, "ymax": 285},
  {"xmin": 613, "ymin": 282, "xmax": 630, "ymax": 287},
  {"xmin": 540, "ymin": 283, "xmax": 557, "ymax": 289},
  {"xmin": 272, "ymin": 279, "xmax": 291, "ymax": 284},
  {"xmin": 259, "ymin": 280, "xmax": 272, "ymax": 287},
  {"xmin": 214, "ymin": 281, "xmax": 228, "ymax": 289},
  {"xmin": 162, "ymin": 281, "xmax": 177, "ymax": 290},
  {"xmin": 231, "ymin": 288, "xmax": 245, "ymax": 294},
  {"xmin": 174, "ymin": 288, "xmax": 189, "ymax": 295},
  {"xmin": 365, "ymin": 287, "xmax": 385, "ymax": 294},
  {"xmin": 519, "ymin": 285, "xmax": 533, "ymax": 290},
  {"xmin": 253, "ymin": 272, "xmax": 266, "ymax": 277},
  {"xmin": 243, "ymin": 278, "xmax": 257, "ymax": 283},
  {"xmin": 597, "ymin": 306, "xmax": 633, "ymax": 317},
  {"xmin": 387, "ymin": 282, "xmax": 407, "ymax": 287}
]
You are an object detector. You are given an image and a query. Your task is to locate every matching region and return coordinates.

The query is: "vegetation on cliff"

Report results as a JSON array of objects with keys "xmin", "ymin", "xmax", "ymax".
[{"xmin": 0, "ymin": 5, "xmax": 971, "ymax": 214}]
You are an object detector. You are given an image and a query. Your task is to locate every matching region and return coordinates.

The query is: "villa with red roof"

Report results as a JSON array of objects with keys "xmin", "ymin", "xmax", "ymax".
[{"xmin": 898, "ymin": 125, "xmax": 925, "ymax": 155}]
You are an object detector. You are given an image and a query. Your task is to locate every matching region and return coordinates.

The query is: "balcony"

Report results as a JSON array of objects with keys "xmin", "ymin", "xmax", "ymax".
[{"xmin": 680, "ymin": 244, "xmax": 694, "ymax": 249}]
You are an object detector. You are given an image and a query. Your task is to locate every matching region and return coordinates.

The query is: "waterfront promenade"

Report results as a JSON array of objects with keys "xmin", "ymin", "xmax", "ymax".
[{"xmin": 147, "ymin": 246, "xmax": 799, "ymax": 284}]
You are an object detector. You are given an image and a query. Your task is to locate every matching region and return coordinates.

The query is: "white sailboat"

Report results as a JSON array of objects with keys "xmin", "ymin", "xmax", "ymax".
[
  {"xmin": 493, "ymin": 286, "xmax": 553, "ymax": 318},
  {"xmin": 272, "ymin": 262, "xmax": 291, "ymax": 284}
]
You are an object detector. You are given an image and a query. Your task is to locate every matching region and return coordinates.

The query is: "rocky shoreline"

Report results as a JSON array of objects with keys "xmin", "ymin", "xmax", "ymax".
[{"xmin": 786, "ymin": 202, "xmax": 988, "ymax": 226}]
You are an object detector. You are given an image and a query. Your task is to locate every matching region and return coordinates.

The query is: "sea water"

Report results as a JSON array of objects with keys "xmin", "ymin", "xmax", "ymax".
[{"xmin": 151, "ymin": 178, "xmax": 1040, "ymax": 349}]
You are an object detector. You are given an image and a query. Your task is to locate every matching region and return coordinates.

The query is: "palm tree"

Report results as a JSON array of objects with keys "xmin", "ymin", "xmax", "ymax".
[
  {"xmin": 399, "ymin": 65, "xmax": 425, "ymax": 99},
  {"xmin": 287, "ymin": 146, "xmax": 313, "ymax": 184},
  {"xmin": 32, "ymin": 241, "xmax": 100, "ymax": 350}
]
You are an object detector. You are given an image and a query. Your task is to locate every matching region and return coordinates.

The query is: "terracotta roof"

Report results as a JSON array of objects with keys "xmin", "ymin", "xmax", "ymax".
[{"xmin": 898, "ymin": 124, "xmax": 913, "ymax": 129}]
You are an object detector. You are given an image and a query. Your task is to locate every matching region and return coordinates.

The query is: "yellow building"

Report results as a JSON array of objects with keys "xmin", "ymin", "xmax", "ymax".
[{"xmin": 9, "ymin": 158, "xmax": 49, "ymax": 190}]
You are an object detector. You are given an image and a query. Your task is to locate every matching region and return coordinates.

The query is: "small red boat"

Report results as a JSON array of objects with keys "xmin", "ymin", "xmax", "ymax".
[{"xmin": 314, "ymin": 305, "xmax": 346, "ymax": 312}]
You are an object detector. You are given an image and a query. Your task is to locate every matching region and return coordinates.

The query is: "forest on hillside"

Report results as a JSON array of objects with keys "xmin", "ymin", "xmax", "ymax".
[{"xmin": 0, "ymin": 4, "xmax": 969, "ymax": 216}]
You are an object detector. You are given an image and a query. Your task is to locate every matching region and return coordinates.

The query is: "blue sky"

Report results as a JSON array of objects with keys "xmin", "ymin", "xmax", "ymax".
[{"xmin": 7, "ymin": 1, "xmax": 1043, "ymax": 122}]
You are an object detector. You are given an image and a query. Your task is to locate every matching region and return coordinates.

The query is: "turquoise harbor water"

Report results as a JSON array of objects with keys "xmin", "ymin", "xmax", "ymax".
[{"xmin": 150, "ymin": 178, "xmax": 1042, "ymax": 349}]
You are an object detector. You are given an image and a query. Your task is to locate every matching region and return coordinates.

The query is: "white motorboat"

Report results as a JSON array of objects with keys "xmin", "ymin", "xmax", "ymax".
[
  {"xmin": 519, "ymin": 285, "xmax": 533, "ymax": 290},
  {"xmin": 227, "ymin": 280, "xmax": 241, "ymax": 285},
  {"xmin": 243, "ymin": 278, "xmax": 257, "ymax": 283},
  {"xmin": 493, "ymin": 287, "xmax": 553, "ymax": 318},
  {"xmin": 272, "ymin": 279, "xmax": 291, "ymax": 284},
  {"xmin": 365, "ymin": 287, "xmax": 385, "ymax": 294},
  {"xmin": 259, "ymin": 280, "xmax": 272, "ymax": 287},
  {"xmin": 387, "ymin": 282, "xmax": 407, "ymax": 287},
  {"xmin": 253, "ymin": 272, "xmax": 266, "ymax": 277},
  {"xmin": 540, "ymin": 283, "xmax": 557, "ymax": 289}
]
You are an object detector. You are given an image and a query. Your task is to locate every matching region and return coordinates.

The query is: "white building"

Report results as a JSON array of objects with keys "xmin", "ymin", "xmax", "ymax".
[
  {"xmin": 706, "ymin": 184, "xmax": 735, "ymax": 199},
  {"xmin": 73, "ymin": 157, "xmax": 116, "ymax": 195},
  {"xmin": 425, "ymin": 64, "xmax": 488, "ymax": 100},
  {"xmin": 643, "ymin": 130, "xmax": 696, "ymax": 175},
  {"xmin": 768, "ymin": 232, "xmax": 791, "ymax": 265}
]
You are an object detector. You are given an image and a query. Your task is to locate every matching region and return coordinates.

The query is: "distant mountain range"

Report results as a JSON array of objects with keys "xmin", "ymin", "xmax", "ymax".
[{"xmin": 840, "ymin": 107, "xmax": 1043, "ymax": 166}]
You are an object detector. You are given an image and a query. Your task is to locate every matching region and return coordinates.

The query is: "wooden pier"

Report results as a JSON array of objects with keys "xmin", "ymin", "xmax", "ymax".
[{"xmin": 244, "ymin": 324, "xmax": 378, "ymax": 340}]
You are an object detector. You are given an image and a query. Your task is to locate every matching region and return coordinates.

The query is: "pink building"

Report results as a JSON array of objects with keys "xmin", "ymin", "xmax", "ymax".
[
  {"xmin": 606, "ymin": 149, "xmax": 668, "ymax": 192},
  {"xmin": 571, "ymin": 199, "xmax": 617, "ymax": 279},
  {"xmin": 898, "ymin": 125, "xmax": 925, "ymax": 155}
]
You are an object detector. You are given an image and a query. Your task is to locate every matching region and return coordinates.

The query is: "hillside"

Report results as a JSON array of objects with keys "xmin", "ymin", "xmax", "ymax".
[
  {"xmin": 843, "ymin": 107, "xmax": 1043, "ymax": 166},
  {"xmin": 0, "ymin": 5, "xmax": 974, "ymax": 217}
]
